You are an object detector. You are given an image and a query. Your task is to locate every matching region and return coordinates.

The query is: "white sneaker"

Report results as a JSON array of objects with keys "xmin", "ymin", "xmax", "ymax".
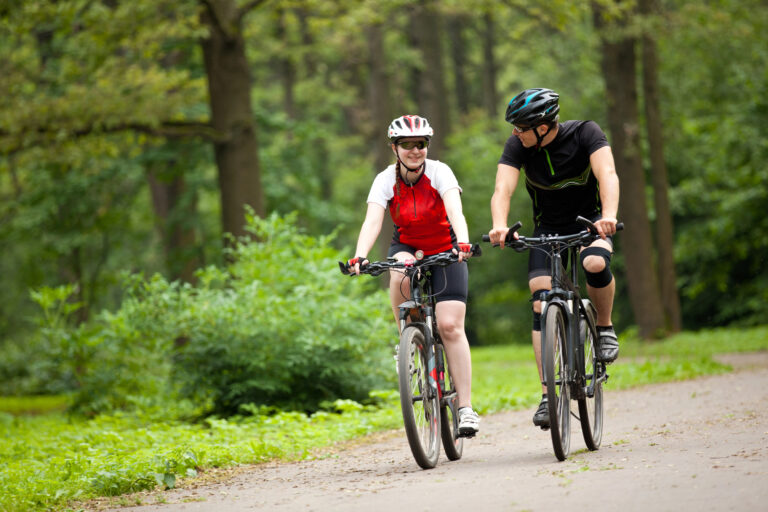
[{"xmin": 458, "ymin": 407, "xmax": 480, "ymax": 437}]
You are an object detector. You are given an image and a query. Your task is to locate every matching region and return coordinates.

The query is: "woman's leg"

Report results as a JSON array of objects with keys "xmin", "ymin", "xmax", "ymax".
[
  {"xmin": 388, "ymin": 251, "xmax": 414, "ymax": 326},
  {"xmin": 435, "ymin": 300, "xmax": 472, "ymax": 408}
]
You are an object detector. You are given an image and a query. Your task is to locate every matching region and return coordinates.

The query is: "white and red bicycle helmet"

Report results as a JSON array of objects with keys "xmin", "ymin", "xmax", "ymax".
[{"xmin": 387, "ymin": 115, "xmax": 433, "ymax": 142}]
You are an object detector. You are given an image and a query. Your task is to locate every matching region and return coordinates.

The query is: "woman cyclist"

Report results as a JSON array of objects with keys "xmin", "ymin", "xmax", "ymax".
[{"xmin": 348, "ymin": 115, "xmax": 480, "ymax": 436}]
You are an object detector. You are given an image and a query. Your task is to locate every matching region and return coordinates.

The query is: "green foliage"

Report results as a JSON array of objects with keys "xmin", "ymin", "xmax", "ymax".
[
  {"xmin": 0, "ymin": 393, "xmax": 401, "ymax": 512},
  {"xmin": 659, "ymin": 1, "xmax": 768, "ymax": 327},
  {"xmin": 171, "ymin": 212, "xmax": 396, "ymax": 414},
  {"xmin": 59, "ymin": 212, "xmax": 395, "ymax": 416}
]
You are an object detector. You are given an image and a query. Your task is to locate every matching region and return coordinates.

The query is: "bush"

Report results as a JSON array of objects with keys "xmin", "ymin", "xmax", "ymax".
[{"xmin": 67, "ymin": 212, "xmax": 395, "ymax": 416}]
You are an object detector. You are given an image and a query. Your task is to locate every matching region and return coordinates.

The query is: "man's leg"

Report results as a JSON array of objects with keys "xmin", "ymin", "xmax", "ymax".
[
  {"xmin": 582, "ymin": 239, "xmax": 619, "ymax": 362},
  {"xmin": 530, "ymin": 275, "xmax": 551, "ymax": 428}
]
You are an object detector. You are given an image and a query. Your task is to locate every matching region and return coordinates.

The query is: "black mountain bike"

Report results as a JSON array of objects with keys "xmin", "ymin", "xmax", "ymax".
[
  {"xmin": 483, "ymin": 216, "xmax": 622, "ymax": 461},
  {"xmin": 339, "ymin": 246, "xmax": 480, "ymax": 469}
]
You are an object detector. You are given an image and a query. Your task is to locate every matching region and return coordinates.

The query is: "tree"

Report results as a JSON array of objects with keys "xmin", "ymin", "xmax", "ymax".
[
  {"xmin": 639, "ymin": 0, "xmax": 682, "ymax": 332},
  {"xmin": 409, "ymin": 0, "xmax": 451, "ymax": 157},
  {"xmin": 200, "ymin": 0, "xmax": 266, "ymax": 240},
  {"xmin": 593, "ymin": 0, "xmax": 666, "ymax": 338}
]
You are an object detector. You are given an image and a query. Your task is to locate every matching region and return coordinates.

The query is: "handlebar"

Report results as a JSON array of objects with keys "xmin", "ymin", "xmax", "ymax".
[
  {"xmin": 338, "ymin": 244, "xmax": 482, "ymax": 276},
  {"xmin": 482, "ymin": 217, "xmax": 624, "ymax": 251}
]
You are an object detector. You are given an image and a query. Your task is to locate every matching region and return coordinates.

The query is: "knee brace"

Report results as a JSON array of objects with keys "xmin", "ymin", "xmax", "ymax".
[
  {"xmin": 531, "ymin": 289, "xmax": 548, "ymax": 331},
  {"xmin": 581, "ymin": 247, "xmax": 613, "ymax": 288}
]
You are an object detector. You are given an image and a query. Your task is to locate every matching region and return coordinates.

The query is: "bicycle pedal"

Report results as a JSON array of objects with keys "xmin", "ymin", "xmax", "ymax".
[{"xmin": 457, "ymin": 431, "xmax": 477, "ymax": 439}]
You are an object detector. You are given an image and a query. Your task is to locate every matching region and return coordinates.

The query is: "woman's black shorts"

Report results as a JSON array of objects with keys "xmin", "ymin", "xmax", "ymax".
[{"xmin": 388, "ymin": 242, "xmax": 468, "ymax": 303}]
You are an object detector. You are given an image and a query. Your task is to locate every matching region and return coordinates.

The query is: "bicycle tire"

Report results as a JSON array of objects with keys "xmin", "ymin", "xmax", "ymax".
[
  {"xmin": 543, "ymin": 305, "xmax": 571, "ymax": 461},
  {"xmin": 398, "ymin": 325, "xmax": 441, "ymax": 469},
  {"xmin": 437, "ymin": 343, "xmax": 464, "ymax": 460},
  {"xmin": 578, "ymin": 300, "xmax": 603, "ymax": 450}
]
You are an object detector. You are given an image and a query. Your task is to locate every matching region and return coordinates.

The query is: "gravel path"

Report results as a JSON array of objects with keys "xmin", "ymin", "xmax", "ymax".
[{"xmin": 103, "ymin": 353, "xmax": 768, "ymax": 512}]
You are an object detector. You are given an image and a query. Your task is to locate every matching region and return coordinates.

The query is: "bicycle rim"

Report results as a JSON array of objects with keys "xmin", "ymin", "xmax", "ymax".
[
  {"xmin": 544, "ymin": 306, "xmax": 571, "ymax": 461},
  {"xmin": 578, "ymin": 301, "xmax": 603, "ymax": 449},
  {"xmin": 438, "ymin": 344, "xmax": 463, "ymax": 461},
  {"xmin": 398, "ymin": 325, "xmax": 440, "ymax": 469}
]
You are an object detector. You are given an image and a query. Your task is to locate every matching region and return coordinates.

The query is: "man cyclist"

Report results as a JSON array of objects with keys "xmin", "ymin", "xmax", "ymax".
[
  {"xmin": 487, "ymin": 88, "xmax": 620, "ymax": 430},
  {"xmin": 348, "ymin": 115, "xmax": 480, "ymax": 436}
]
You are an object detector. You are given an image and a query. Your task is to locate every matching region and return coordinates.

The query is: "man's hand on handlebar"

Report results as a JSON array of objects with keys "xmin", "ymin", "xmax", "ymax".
[
  {"xmin": 487, "ymin": 227, "xmax": 510, "ymax": 247},
  {"xmin": 593, "ymin": 216, "xmax": 618, "ymax": 239},
  {"xmin": 487, "ymin": 221, "xmax": 523, "ymax": 248}
]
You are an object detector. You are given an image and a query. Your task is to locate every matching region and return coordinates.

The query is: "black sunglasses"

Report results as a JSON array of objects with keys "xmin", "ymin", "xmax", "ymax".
[{"xmin": 397, "ymin": 140, "xmax": 429, "ymax": 150}]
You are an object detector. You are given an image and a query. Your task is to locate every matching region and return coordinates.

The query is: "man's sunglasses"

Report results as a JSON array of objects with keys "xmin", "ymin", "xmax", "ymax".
[
  {"xmin": 513, "ymin": 125, "xmax": 532, "ymax": 133},
  {"xmin": 397, "ymin": 140, "xmax": 429, "ymax": 150}
]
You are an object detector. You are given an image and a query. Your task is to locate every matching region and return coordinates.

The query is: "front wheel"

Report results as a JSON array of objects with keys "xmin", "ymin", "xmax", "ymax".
[
  {"xmin": 437, "ymin": 343, "xmax": 463, "ymax": 461},
  {"xmin": 578, "ymin": 300, "xmax": 604, "ymax": 450},
  {"xmin": 398, "ymin": 325, "xmax": 441, "ymax": 469},
  {"xmin": 543, "ymin": 305, "xmax": 571, "ymax": 461}
]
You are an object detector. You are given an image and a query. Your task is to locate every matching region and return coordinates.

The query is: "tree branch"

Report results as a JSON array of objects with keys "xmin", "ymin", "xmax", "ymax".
[
  {"xmin": 200, "ymin": 0, "xmax": 237, "ymax": 40},
  {"xmin": 238, "ymin": 0, "xmax": 268, "ymax": 20},
  {"xmin": 0, "ymin": 120, "xmax": 227, "ymax": 156}
]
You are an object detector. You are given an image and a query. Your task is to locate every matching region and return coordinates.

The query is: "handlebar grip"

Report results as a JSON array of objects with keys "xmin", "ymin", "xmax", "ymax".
[
  {"xmin": 616, "ymin": 222, "xmax": 624, "ymax": 231},
  {"xmin": 482, "ymin": 234, "xmax": 490, "ymax": 242}
]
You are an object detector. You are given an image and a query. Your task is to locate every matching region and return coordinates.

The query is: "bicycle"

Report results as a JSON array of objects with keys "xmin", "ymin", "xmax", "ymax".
[
  {"xmin": 483, "ymin": 216, "xmax": 623, "ymax": 461},
  {"xmin": 339, "ymin": 246, "xmax": 481, "ymax": 469}
]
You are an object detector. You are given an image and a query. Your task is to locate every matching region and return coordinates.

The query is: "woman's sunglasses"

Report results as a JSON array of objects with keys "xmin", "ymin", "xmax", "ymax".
[{"xmin": 397, "ymin": 140, "xmax": 429, "ymax": 150}]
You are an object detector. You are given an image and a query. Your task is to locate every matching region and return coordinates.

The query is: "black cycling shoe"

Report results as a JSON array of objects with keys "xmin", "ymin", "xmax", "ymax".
[
  {"xmin": 597, "ymin": 326, "xmax": 619, "ymax": 363},
  {"xmin": 532, "ymin": 396, "xmax": 549, "ymax": 430}
]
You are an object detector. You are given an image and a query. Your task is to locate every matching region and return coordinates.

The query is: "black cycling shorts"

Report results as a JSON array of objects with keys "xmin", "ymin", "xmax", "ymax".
[
  {"xmin": 527, "ymin": 218, "xmax": 613, "ymax": 281},
  {"xmin": 388, "ymin": 242, "xmax": 468, "ymax": 303}
]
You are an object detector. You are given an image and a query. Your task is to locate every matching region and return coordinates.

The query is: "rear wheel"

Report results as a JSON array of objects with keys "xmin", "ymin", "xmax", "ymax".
[
  {"xmin": 437, "ymin": 343, "xmax": 463, "ymax": 461},
  {"xmin": 398, "ymin": 325, "xmax": 440, "ymax": 469},
  {"xmin": 543, "ymin": 305, "xmax": 571, "ymax": 461},
  {"xmin": 578, "ymin": 300, "xmax": 603, "ymax": 450}
]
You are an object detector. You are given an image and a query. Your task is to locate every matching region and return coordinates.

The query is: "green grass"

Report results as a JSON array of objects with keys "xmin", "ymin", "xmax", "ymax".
[
  {"xmin": 1, "ymin": 325, "xmax": 766, "ymax": 512},
  {"xmin": 0, "ymin": 395, "xmax": 70, "ymax": 415}
]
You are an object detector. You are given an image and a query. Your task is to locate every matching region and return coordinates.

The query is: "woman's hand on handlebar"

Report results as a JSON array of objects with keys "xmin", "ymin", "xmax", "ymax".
[
  {"xmin": 346, "ymin": 256, "xmax": 369, "ymax": 275},
  {"xmin": 454, "ymin": 242, "xmax": 473, "ymax": 262}
]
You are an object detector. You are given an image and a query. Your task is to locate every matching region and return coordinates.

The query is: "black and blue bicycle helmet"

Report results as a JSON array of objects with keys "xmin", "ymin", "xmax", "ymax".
[{"xmin": 505, "ymin": 88, "xmax": 560, "ymax": 127}]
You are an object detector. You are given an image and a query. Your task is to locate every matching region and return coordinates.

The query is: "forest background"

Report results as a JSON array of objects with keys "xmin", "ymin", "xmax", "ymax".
[{"xmin": 1, "ymin": 0, "xmax": 767, "ymax": 413}]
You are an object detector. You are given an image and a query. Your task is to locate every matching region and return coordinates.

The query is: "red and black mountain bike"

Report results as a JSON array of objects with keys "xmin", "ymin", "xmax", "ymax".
[{"xmin": 340, "ymin": 246, "xmax": 480, "ymax": 468}]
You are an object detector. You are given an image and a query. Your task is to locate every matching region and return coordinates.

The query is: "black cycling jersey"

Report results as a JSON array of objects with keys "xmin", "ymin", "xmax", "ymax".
[{"xmin": 499, "ymin": 120, "xmax": 610, "ymax": 229}]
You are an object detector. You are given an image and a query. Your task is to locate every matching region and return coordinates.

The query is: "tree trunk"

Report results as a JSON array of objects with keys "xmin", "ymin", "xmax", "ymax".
[
  {"xmin": 640, "ymin": 0, "xmax": 682, "ymax": 332},
  {"xmin": 410, "ymin": 0, "xmax": 450, "ymax": 158},
  {"xmin": 274, "ymin": 7, "xmax": 296, "ymax": 120},
  {"xmin": 200, "ymin": 0, "xmax": 265, "ymax": 241},
  {"xmin": 147, "ymin": 167, "xmax": 201, "ymax": 284},
  {"xmin": 481, "ymin": 13, "xmax": 499, "ymax": 119},
  {"xmin": 594, "ymin": 4, "xmax": 666, "ymax": 339},
  {"xmin": 447, "ymin": 14, "xmax": 470, "ymax": 116},
  {"xmin": 368, "ymin": 22, "xmax": 395, "ymax": 262}
]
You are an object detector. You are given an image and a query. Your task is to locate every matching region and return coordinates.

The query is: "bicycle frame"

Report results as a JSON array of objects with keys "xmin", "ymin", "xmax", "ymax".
[{"xmin": 537, "ymin": 238, "xmax": 595, "ymax": 400}]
